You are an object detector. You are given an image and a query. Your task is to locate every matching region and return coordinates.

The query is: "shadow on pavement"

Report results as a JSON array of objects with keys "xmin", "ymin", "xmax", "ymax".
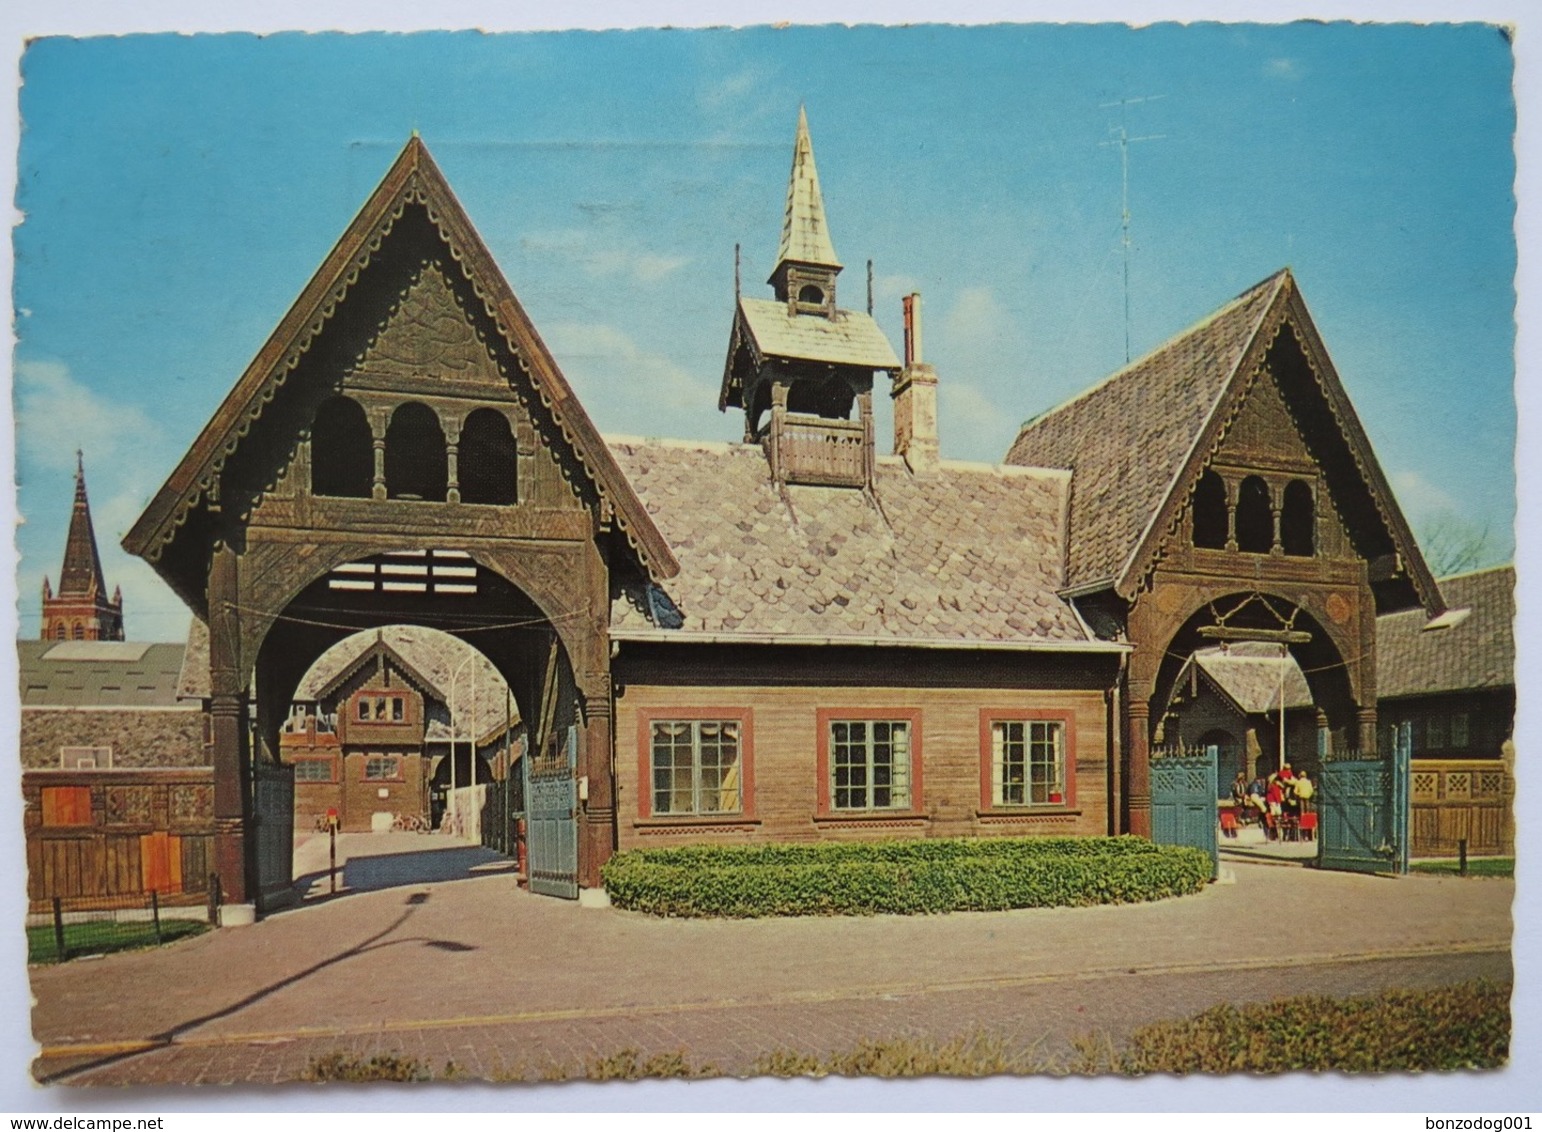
[
  {"xmin": 290, "ymin": 842, "xmax": 514, "ymax": 903},
  {"xmin": 34, "ymin": 889, "xmax": 479, "ymax": 1085}
]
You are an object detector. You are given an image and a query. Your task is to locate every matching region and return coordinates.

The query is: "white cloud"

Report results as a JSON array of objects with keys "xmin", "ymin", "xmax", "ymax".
[
  {"xmin": 1390, "ymin": 468, "xmax": 1460, "ymax": 524},
  {"xmin": 520, "ymin": 228, "xmax": 689, "ymax": 284},
  {"xmin": 1265, "ymin": 57, "xmax": 1303, "ymax": 80},
  {"xmin": 15, "ymin": 359, "xmax": 163, "ymax": 476},
  {"xmin": 939, "ymin": 286, "xmax": 1010, "ymax": 345},
  {"xmin": 939, "ymin": 378, "xmax": 1019, "ymax": 459},
  {"xmin": 543, "ymin": 322, "xmax": 716, "ymax": 418}
]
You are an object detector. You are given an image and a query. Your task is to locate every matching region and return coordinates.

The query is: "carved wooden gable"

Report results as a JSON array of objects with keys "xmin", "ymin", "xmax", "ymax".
[{"xmin": 353, "ymin": 262, "xmax": 501, "ymax": 384}]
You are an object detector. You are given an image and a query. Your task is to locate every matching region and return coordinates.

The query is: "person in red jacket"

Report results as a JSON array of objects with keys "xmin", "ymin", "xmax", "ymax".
[{"xmin": 1265, "ymin": 774, "xmax": 1286, "ymax": 839}]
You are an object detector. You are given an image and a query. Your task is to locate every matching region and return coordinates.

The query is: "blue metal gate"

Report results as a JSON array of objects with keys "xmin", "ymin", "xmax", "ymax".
[
  {"xmin": 1150, "ymin": 747, "xmax": 1218, "ymax": 879},
  {"xmin": 1317, "ymin": 723, "xmax": 1410, "ymax": 875},
  {"xmin": 526, "ymin": 724, "xmax": 579, "ymax": 899}
]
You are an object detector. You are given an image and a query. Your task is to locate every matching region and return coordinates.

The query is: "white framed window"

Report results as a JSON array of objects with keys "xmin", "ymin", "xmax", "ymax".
[
  {"xmin": 650, "ymin": 720, "xmax": 742, "ymax": 815},
  {"xmin": 992, "ymin": 720, "xmax": 1065, "ymax": 806},
  {"xmin": 60, "ymin": 745, "xmax": 112, "ymax": 770},
  {"xmin": 830, "ymin": 719, "xmax": 911, "ymax": 810}
]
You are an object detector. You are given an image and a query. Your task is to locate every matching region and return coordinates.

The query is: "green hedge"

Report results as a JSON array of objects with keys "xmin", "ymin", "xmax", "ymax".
[{"xmin": 602, "ymin": 836, "xmax": 1212, "ymax": 918}]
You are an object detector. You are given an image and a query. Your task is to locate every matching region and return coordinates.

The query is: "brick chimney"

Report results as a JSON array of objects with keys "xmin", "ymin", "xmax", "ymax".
[{"xmin": 892, "ymin": 292, "xmax": 939, "ymax": 475}]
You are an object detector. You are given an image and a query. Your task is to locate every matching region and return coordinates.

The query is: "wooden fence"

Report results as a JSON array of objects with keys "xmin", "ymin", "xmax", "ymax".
[
  {"xmin": 1410, "ymin": 759, "xmax": 1513, "ymax": 857},
  {"xmin": 23, "ymin": 767, "xmax": 216, "ymax": 908}
]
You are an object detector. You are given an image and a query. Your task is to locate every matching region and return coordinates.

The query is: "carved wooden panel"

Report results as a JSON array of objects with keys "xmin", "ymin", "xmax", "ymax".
[
  {"xmin": 170, "ymin": 784, "xmax": 214, "ymax": 826},
  {"xmin": 105, "ymin": 785, "xmax": 154, "ymax": 826},
  {"xmin": 1216, "ymin": 367, "xmax": 1314, "ymax": 471},
  {"xmin": 355, "ymin": 263, "xmax": 500, "ymax": 382}
]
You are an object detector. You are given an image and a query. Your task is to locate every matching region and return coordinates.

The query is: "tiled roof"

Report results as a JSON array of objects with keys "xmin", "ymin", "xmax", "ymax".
[
  {"xmin": 18, "ymin": 640, "xmax": 190, "ymax": 709},
  {"xmin": 1377, "ymin": 565, "xmax": 1514, "ymax": 700},
  {"xmin": 1195, "ymin": 642, "xmax": 1313, "ymax": 713},
  {"xmin": 738, "ymin": 298, "xmax": 900, "ymax": 371},
  {"xmin": 608, "ymin": 438, "xmax": 1096, "ymax": 646},
  {"xmin": 1005, "ymin": 272, "xmax": 1287, "ymax": 591},
  {"xmin": 294, "ymin": 625, "xmax": 516, "ymax": 740}
]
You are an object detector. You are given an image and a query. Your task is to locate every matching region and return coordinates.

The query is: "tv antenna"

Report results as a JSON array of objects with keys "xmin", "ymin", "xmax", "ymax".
[{"xmin": 1099, "ymin": 94, "xmax": 1166, "ymax": 364}]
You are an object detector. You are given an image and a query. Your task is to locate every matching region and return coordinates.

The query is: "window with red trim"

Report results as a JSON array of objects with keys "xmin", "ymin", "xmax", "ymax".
[
  {"xmin": 816, "ymin": 708, "xmax": 923, "ymax": 816},
  {"xmin": 979, "ymin": 710, "xmax": 1076, "ymax": 810},
  {"xmin": 635, "ymin": 708, "xmax": 755, "ymax": 820}
]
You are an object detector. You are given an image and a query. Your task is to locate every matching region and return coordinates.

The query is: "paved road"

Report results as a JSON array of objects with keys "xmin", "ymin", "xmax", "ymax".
[{"xmin": 29, "ymin": 833, "xmax": 1513, "ymax": 1085}]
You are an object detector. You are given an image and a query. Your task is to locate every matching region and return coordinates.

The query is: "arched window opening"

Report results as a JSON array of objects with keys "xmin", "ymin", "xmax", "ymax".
[
  {"xmin": 310, "ymin": 396, "xmax": 374, "ymax": 499},
  {"xmin": 53, "ymin": 624, "xmax": 67, "ymax": 641},
  {"xmin": 385, "ymin": 402, "xmax": 448, "ymax": 501},
  {"xmin": 72, "ymin": 622, "xmax": 85, "ymax": 641},
  {"xmin": 798, "ymin": 283, "xmax": 824, "ymax": 306},
  {"xmin": 1191, "ymin": 470, "xmax": 1229, "ymax": 549},
  {"xmin": 1235, "ymin": 475, "xmax": 1274, "ymax": 554},
  {"xmin": 1281, "ymin": 479, "xmax": 1316, "ymax": 557},
  {"xmin": 458, "ymin": 409, "xmax": 517, "ymax": 505}
]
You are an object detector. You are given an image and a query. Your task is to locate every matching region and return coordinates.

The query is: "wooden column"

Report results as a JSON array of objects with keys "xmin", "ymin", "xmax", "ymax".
[
  {"xmin": 207, "ymin": 544, "xmax": 251, "ymax": 906},
  {"xmin": 578, "ymin": 670, "xmax": 614, "ymax": 889},
  {"xmin": 370, "ymin": 411, "xmax": 389, "ymax": 501},
  {"xmin": 444, "ymin": 416, "xmax": 462, "ymax": 505},
  {"xmin": 1125, "ymin": 694, "xmax": 1152, "ymax": 838},
  {"xmin": 1358, "ymin": 707, "xmax": 1379, "ymax": 757},
  {"xmin": 1224, "ymin": 477, "xmax": 1239, "ymax": 553}
]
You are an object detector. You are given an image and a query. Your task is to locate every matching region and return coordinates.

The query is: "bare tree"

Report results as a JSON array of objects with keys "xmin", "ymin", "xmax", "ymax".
[{"xmin": 1419, "ymin": 512, "xmax": 1494, "ymax": 577}]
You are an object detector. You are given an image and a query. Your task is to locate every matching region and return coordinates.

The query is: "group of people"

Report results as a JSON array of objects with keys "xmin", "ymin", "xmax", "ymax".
[{"xmin": 1230, "ymin": 764, "xmax": 1315, "ymax": 838}]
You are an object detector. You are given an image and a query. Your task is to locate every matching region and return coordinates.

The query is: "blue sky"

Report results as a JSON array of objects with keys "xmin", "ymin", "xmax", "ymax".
[{"xmin": 12, "ymin": 23, "xmax": 1517, "ymax": 641}]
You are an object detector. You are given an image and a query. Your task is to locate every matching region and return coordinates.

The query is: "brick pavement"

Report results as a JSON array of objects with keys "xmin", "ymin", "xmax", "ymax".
[{"xmin": 28, "ymin": 833, "xmax": 1514, "ymax": 1086}]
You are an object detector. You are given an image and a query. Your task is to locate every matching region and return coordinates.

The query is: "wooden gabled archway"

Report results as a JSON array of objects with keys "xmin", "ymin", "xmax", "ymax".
[{"xmin": 124, "ymin": 137, "xmax": 676, "ymax": 910}]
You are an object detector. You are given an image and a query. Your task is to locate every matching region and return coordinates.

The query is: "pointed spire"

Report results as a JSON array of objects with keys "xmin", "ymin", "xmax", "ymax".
[
  {"xmin": 773, "ymin": 106, "xmax": 841, "ymax": 274},
  {"xmin": 58, "ymin": 453, "xmax": 108, "ymax": 598}
]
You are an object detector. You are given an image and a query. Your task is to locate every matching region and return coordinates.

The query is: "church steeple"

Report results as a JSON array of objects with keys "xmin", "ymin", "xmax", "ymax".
[
  {"xmin": 42, "ymin": 452, "xmax": 125, "ymax": 641},
  {"xmin": 768, "ymin": 107, "xmax": 843, "ymax": 315}
]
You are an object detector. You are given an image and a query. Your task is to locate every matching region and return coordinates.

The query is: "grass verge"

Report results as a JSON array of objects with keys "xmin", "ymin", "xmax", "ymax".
[
  {"xmin": 300, "ymin": 980, "xmax": 1509, "ymax": 1083},
  {"xmin": 27, "ymin": 918, "xmax": 209, "ymax": 964},
  {"xmin": 1411, "ymin": 858, "xmax": 1513, "ymax": 878}
]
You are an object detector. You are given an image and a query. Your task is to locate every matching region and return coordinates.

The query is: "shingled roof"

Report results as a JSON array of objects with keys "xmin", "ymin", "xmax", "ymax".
[
  {"xmin": 1006, "ymin": 272, "xmax": 1286, "ymax": 592},
  {"xmin": 1377, "ymin": 565, "xmax": 1514, "ymax": 701},
  {"xmin": 607, "ymin": 438, "xmax": 1110, "ymax": 648},
  {"xmin": 1194, "ymin": 642, "xmax": 1313, "ymax": 714}
]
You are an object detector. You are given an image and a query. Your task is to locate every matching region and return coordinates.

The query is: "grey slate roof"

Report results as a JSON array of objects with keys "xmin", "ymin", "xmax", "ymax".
[
  {"xmin": 295, "ymin": 625, "xmax": 516, "ymax": 740},
  {"xmin": 607, "ymin": 438, "xmax": 1096, "ymax": 646},
  {"xmin": 1377, "ymin": 565, "xmax": 1514, "ymax": 700},
  {"xmin": 1005, "ymin": 271, "xmax": 1286, "ymax": 591},
  {"xmin": 1195, "ymin": 642, "xmax": 1313, "ymax": 713},
  {"xmin": 737, "ymin": 298, "xmax": 900, "ymax": 371},
  {"xmin": 19, "ymin": 640, "xmax": 190, "ymax": 709}
]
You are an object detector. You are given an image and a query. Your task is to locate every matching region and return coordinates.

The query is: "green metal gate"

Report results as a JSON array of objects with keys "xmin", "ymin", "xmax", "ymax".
[
  {"xmin": 1150, "ymin": 747, "xmax": 1218, "ymax": 879},
  {"xmin": 1317, "ymin": 722, "xmax": 1410, "ymax": 875}
]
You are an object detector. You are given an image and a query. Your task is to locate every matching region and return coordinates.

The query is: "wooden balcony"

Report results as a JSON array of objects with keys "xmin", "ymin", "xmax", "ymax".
[{"xmin": 772, "ymin": 412, "xmax": 870, "ymax": 488}]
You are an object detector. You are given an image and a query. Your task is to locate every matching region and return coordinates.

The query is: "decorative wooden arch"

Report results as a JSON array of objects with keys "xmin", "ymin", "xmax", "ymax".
[{"xmin": 125, "ymin": 137, "xmax": 676, "ymax": 909}]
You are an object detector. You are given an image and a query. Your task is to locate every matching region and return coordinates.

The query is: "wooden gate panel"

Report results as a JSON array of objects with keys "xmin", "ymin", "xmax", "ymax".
[
  {"xmin": 1318, "ymin": 758, "xmax": 1393, "ymax": 873},
  {"xmin": 1150, "ymin": 749, "xmax": 1218, "ymax": 879}
]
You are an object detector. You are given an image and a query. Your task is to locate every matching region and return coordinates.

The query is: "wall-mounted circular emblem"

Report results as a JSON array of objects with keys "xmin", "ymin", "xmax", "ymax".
[{"xmin": 1325, "ymin": 591, "xmax": 1352, "ymax": 625}]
